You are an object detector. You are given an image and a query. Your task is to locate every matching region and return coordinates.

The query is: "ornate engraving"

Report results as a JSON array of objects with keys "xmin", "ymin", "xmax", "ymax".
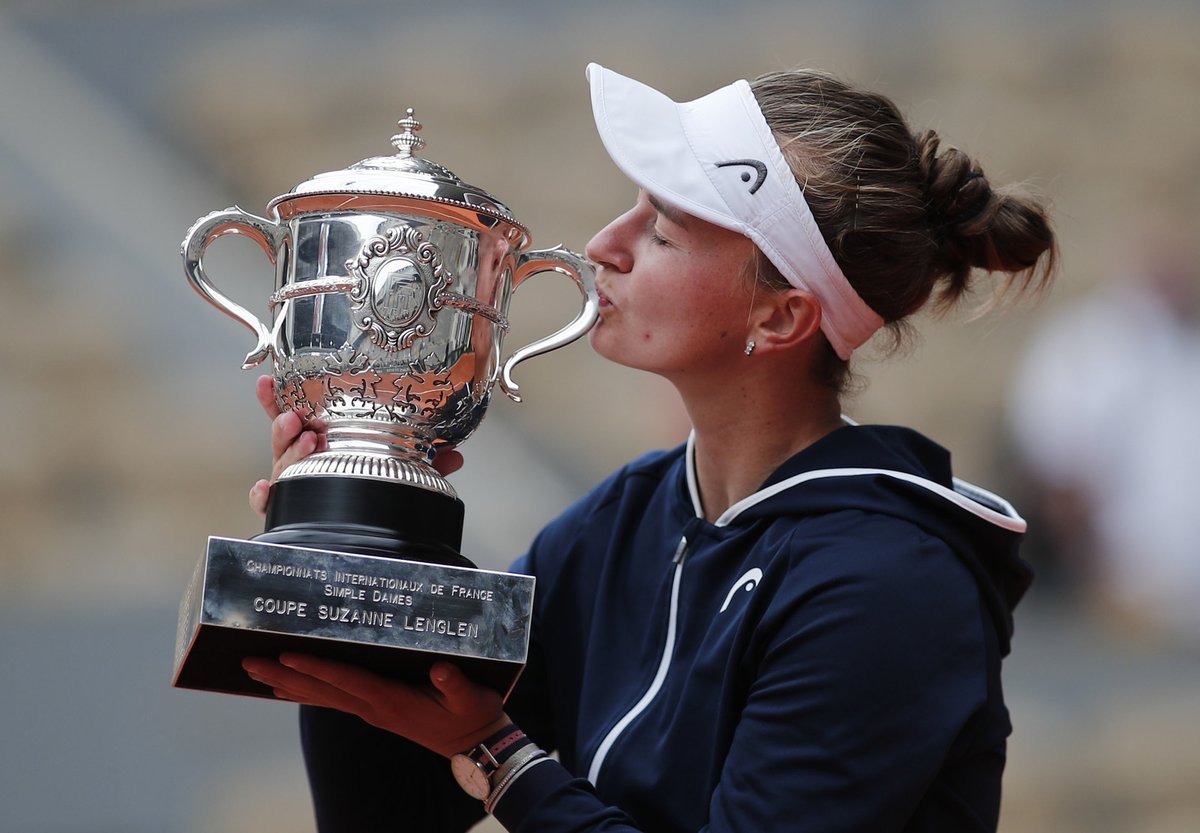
[
  {"xmin": 324, "ymin": 369, "xmax": 382, "ymax": 411},
  {"xmin": 269, "ymin": 276, "xmax": 358, "ymax": 308},
  {"xmin": 439, "ymin": 292, "xmax": 510, "ymax": 330},
  {"xmin": 322, "ymin": 345, "xmax": 372, "ymax": 376},
  {"xmin": 276, "ymin": 367, "xmax": 315, "ymax": 421},
  {"xmin": 347, "ymin": 226, "xmax": 450, "ymax": 351}
]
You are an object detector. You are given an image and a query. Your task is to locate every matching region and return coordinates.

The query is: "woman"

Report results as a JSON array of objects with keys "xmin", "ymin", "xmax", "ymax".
[{"xmin": 244, "ymin": 62, "xmax": 1056, "ymax": 832}]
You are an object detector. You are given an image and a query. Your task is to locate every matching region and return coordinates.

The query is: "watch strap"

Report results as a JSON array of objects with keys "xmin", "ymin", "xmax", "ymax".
[
  {"xmin": 485, "ymin": 727, "xmax": 528, "ymax": 763},
  {"xmin": 468, "ymin": 723, "xmax": 528, "ymax": 770}
]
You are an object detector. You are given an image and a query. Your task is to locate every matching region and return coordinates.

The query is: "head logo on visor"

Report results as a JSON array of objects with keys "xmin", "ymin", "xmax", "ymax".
[
  {"xmin": 716, "ymin": 160, "xmax": 768, "ymax": 194},
  {"xmin": 587, "ymin": 62, "xmax": 884, "ymax": 359}
]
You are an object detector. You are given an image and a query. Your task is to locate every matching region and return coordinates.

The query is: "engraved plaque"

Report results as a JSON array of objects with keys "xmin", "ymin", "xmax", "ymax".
[{"xmin": 173, "ymin": 537, "xmax": 534, "ymax": 699}]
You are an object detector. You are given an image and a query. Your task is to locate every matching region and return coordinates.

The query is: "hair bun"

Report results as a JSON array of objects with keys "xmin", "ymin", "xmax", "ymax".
[
  {"xmin": 916, "ymin": 129, "xmax": 992, "ymax": 235},
  {"xmin": 914, "ymin": 128, "xmax": 1054, "ymax": 307},
  {"xmin": 750, "ymin": 69, "xmax": 1056, "ymax": 336}
]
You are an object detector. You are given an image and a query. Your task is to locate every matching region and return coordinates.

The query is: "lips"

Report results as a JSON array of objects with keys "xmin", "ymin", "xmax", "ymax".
[{"xmin": 596, "ymin": 284, "xmax": 614, "ymax": 309}]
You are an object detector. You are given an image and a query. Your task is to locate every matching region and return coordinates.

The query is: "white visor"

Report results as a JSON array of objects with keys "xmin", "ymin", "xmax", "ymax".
[{"xmin": 587, "ymin": 63, "xmax": 883, "ymax": 359}]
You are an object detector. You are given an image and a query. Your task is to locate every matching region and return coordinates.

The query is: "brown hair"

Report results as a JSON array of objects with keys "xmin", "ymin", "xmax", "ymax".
[{"xmin": 748, "ymin": 69, "xmax": 1057, "ymax": 391}]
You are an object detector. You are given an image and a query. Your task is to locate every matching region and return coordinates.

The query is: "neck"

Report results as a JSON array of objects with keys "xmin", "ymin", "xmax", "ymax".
[{"xmin": 673, "ymin": 363, "xmax": 844, "ymax": 523}]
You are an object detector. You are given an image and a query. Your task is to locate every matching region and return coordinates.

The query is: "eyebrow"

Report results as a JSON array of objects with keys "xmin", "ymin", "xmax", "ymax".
[{"xmin": 647, "ymin": 193, "xmax": 690, "ymax": 229}]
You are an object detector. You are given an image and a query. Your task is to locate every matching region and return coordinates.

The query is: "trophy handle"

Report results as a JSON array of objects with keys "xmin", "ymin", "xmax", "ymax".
[
  {"xmin": 499, "ymin": 246, "xmax": 599, "ymax": 403},
  {"xmin": 181, "ymin": 207, "xmax": 285, "ymax": 369}
]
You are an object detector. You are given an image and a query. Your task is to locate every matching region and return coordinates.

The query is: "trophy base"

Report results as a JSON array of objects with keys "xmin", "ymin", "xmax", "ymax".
[
  {"xmin": 261, "ymin": 475, "xmax": 472, "ymax": 567},
  {"xmin": 172, "ymin": 478, "xmax": 533, "ymax": 700}
]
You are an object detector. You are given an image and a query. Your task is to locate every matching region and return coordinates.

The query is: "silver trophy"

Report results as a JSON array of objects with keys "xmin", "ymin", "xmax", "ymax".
[{"xmin": 173, "ymin": 111, "xmax": 597, "ymax": 699}]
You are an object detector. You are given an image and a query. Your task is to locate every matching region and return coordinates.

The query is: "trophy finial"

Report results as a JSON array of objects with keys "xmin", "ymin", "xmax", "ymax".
[{"xmin": 391, "ymin": 108, "xmax": 426, "ymax": 158}]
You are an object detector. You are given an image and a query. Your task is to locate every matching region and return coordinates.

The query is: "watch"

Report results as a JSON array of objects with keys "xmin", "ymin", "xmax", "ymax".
[{"xmin": 450, "ymin": 725, "xmax": 529, "ymax": 801}]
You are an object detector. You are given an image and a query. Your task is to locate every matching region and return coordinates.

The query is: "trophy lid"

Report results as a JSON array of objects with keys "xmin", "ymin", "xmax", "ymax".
[{"xmin": 269, "ymin": 110, "xmax": 521, "ymax": 230}]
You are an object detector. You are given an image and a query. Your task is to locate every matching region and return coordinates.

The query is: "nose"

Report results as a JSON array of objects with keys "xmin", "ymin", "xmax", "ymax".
[{"xmin": 585, "ymin": 207, "xmax": 636, "ymax": 274}]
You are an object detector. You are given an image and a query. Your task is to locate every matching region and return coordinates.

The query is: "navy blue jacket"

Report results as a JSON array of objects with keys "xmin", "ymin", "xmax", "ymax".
[{"xmin": 300, "ymin": 423, "xmax": 1031, "ymax": 832}]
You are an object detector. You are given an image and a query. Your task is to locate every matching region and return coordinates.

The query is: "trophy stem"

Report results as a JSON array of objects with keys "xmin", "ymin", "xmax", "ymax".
[{"xmin": 259, "ymin": 476, "xmax": 473, "ymax": 568}]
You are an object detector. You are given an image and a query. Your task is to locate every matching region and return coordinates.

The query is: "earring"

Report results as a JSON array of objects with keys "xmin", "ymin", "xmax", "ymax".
[{"xmin": 744, "ymin": 340, "xmax": 756, "ymax": 356}]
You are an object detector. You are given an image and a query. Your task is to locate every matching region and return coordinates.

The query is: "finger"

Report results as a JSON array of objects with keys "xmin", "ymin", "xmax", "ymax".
[
  {"xmin": 242, "ymin": 656, "xmax": 297, "ymax": 687},
  {"xmin": 256, "ymin": 375, "xmax": 281, "ymax": 421},
  {"xmin": 429, "ymin": 662, "xmax": 502, "ymax": 716},
  {"xmin": 270, "ymin": 412, "xmax": 329, "ymax": 475},
  {"xmin": 243, "ymin": 657, "xmax": 373, "ymax": 714},
  {"xmin": 271, "ymin": 428, "xmax": 327, "ymax": 482},
  {"xmin": 277, "ymin": 652, "xmax": 406, "ymax": 705},
  {"xmin": 432, "ymin": 448, "xmax": 464, "ymax": 477},
  {"xmin": 249, "ymin": 479, "xmax": 271, "ymax": 518},
  {"xmin": 429, "ymin": 661, "xmax": 470, "ymax": 697},
  {"xmin": 270, "ymin": 410, "xmax": 305, "ymax": 462}
]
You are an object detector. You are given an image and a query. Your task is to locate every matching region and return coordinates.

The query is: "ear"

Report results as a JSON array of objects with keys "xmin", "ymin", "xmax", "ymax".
[{"xmin": 750, "ymin": 289, "xmax": 823, "ymax": 352}]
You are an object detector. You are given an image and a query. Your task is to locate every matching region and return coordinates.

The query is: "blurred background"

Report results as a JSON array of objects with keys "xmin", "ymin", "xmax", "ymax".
[{"xmin": 1, "ymin": 1, "xmax": 1198, "ymax": 831}]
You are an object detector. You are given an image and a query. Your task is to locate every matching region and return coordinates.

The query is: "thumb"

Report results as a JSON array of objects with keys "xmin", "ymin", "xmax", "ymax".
[
  {"xmin": 429, "ymin": 662, "xmax": 502, "ymax": 717},
  {"xmin": 429, "ymin": 661, "xmax": 472, "ymax": 702},
  {"xmin": 249, "ymin": 479, "xmax": 270, "ymax": 518}
]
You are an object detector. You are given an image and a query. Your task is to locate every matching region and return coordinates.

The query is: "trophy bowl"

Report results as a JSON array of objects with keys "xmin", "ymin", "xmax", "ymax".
[{"xmin": 173, "ymin": 110, "xmax": 597, "ymax": 699}]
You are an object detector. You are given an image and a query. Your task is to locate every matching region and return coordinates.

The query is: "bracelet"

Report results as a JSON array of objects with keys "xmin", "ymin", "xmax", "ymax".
[
  {"xmin": 487, "ymin": 748, "xmax": 544, "ymax": 806},
  {"xmin": 484, "ymin": 745, "xmax": 548, "ymax": 814},
  {"xmin": 486, "ymin": 755, "xmax": 550, "ymax": 814},
  {"xmin": 485, "ymin": 752, "xmax": 547, "ymax": 814}
]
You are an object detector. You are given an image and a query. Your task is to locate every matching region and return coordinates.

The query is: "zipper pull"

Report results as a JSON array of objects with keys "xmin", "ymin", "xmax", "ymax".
[{"xmin": 672, "ymin": 535, "xmax": 689, "ymax": 565}]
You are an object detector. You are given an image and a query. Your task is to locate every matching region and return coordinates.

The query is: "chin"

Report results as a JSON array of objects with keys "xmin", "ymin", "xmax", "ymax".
[
  {"xmin": 588, "ymin": 321, "xmax": 675, "ymax": 374},
  {"xmin": 587, "ymin": 323, "xmax": 612, "ymax": 354},
  {"xmin": 588, "ymin": 328, "xmax": 635, "ymax": 369},
  {"xmin": 593, "ymin": 343, "xmax": 667, "ymax": 377}
]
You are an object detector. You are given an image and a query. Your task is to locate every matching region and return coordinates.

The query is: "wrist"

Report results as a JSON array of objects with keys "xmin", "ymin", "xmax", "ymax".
[{"xmin": 444, "ymin": 714, "xmax": 512, "ymax": 759}]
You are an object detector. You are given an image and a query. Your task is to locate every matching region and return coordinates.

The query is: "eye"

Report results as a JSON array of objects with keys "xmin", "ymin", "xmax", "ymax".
[{"xmin": 649, "ymin": 229, "xmax": 671, "ymax": 247}]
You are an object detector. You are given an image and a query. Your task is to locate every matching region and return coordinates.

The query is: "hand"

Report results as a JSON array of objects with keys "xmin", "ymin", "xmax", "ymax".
[
  {"xmin": 242, "ymin": 654, "xmax": 509, "ymax": 758},
  {"xmin": 247, "ymin": 375, "xmax": 466, "ymax": 517},
  {"xmin": 248, "ymin": 375, "xmax": 328, "ymax": 516}
]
